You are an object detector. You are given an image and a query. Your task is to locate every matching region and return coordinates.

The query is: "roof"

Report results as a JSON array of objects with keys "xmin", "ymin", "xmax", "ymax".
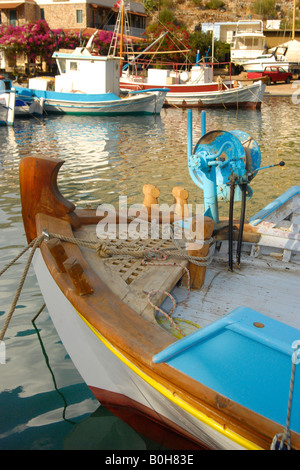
[{"xmin": 0, "ymin": 0, "xmax": 35, "ymax": 8}]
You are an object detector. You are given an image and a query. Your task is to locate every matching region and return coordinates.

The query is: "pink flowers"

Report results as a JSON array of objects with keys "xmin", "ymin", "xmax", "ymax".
[{"xmin": 0, "ymin": 20, "xmax": 114, "ymax": 66}]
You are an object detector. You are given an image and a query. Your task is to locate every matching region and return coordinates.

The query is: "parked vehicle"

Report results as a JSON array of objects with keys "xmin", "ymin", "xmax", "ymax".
[{"xmin": 263, "ymin": 66, "xmax": 293, "ymax": 84}]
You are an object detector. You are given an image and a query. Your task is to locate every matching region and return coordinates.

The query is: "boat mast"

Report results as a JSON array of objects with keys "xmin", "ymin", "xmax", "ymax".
[
  {"xmin": 120, "ymin": 0, "xmax": 124, "ymax": 59},
  {"xmin": 292, "ymin": 0, "xmax": 296, "ymax": 40}
]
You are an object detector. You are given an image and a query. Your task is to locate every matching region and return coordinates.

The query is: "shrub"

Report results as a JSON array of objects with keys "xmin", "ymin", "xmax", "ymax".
[{"xmin": 205, "ymin": 0, "xmax": 225, "ymax": 9}]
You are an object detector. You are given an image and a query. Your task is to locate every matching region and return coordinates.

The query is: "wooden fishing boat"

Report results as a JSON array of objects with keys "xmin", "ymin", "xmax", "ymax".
[
  {"xmin": 14, "ymin": 35, "xmax": 168, "ymax": 117},
  {"xmin": 19, "ymin": 112, "xmax": 300, "ymax": 450},
  {"xmin": 120, "ymin": 65, "xmax": 266, "ymax": 110}
]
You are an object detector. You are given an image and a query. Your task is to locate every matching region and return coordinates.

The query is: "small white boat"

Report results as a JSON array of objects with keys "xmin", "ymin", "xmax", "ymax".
[
  {"xmin": 243, "ymin": 47, "xmax": 292, "ymax": 73},
  {"xmin": 0, "ymin": 76, "xmax": 15, "ymax": 126},
  {"xmin": 14, "ymin": 35, "xmax": 168, "ymax": 117}
]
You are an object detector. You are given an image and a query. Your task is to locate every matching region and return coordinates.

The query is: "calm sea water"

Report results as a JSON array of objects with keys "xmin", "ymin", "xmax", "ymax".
[{"xmin": 0, "ymin": 96, "xmax": 300, "ymax": 450}]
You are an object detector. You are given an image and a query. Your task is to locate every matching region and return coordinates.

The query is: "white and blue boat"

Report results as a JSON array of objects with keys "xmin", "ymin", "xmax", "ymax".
[
  {"xmin": 14, "ymin": 34, "xmax": 168, "ymax": 117},
  {"xmin": 0, "ymin": 76, "xmax": 15, "ymax": 126},
  {"xmin": 17, "ymin": 111, "xmax": 300, "ymax": 450}
]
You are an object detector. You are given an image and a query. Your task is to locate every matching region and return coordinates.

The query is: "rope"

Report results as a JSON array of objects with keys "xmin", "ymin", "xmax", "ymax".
[
  {"xmin": 141, "ymin": 248, "xmax": 191, "ymax": 337},
  {"xmin": 271, "ymin": 341, "xmax": 300, "ymax": 450},
  {"xmin": 0, "ymin": 235, "xmax": 44, "ymax": 342},
  {"xmin": 0, "ymin": 226, "xmax": 214, "ymax": 341},
  {"xmin": 46, "ymin": 230, "xmax": 215, "ymax": 267}
]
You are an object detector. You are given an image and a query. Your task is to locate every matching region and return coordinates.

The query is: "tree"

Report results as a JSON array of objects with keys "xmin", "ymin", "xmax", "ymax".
[{"xmin": 143, "ymin": 21, "xmax": 191, "ymax": 64}]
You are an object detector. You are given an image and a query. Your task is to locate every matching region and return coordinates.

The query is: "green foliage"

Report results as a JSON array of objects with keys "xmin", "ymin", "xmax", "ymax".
[
  {"xmin": 189, "ymin": 30, "xmax": 229, "ymax": 62},
  {"xmin": 161, "ymin": 0, "xmax": 173, "ymax": 8},
  {"xmin": 252, "ymin": 0, "xmax": 277, "ymax": 18},
  {"xmin": 143, "ymin": 24, "xmax": 230, "ymax": 65},
  {"xmin": 144, "ymin": 21, "xmax": 190, "ymax": 63},
  {"xmin": 190, "ymin": 0, "xmax": 202, "ymax": 5},
  {"xmin": 205, "ymin": 0, "xmax": 225, "ymax": 9},
  {"xmin": 143, "ymin": 0, "xmax": 157, "ymax": 12},
  {"xmin": 159, "ymin": 9, "xmax": 175, "ymax": 24}
]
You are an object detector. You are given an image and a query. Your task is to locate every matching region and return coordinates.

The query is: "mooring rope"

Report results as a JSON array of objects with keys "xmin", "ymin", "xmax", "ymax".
[
  {"xmin": 0, "ymin": 234, "xmax": 44, "ymax": 342},
  {"xmin": 141, "ymin": 249, "xmax": 191, "ymax": 337},
  {"xmin": 271, "ymin": 341, "xmax": 300, "ymax": 450}
]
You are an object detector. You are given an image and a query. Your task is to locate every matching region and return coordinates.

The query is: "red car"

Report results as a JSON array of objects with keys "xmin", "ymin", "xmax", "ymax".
[{"xmin": 262, "ymin": 66, "xmax": 293, "ymax": 84}]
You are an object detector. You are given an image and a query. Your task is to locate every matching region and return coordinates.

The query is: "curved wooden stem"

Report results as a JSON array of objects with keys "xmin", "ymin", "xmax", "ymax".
[{"xmin": 19, "ymin": 156, "xmax": 81, "ymax": 242}]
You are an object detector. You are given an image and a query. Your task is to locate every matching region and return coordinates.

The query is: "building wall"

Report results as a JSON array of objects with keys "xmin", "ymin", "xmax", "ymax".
[
  {"xmin": 0, "ymin": 2, "xmax": 40, "ymax": 26},
  {"xmin": 40, "ymin": 2, "xmax": 88, "ymax": 29},
  {"xmin": 0, "ymin": 0, "xmax": 146, "ymax": 35},
  {"xmin": 36, "ymin": 0, "xmax": 145, "ymax": 35}
]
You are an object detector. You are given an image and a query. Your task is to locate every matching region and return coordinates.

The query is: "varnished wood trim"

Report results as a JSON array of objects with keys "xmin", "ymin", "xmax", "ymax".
[{"xmin": 19, "ymin": 156, "xmax": 81, "ymax": 243}]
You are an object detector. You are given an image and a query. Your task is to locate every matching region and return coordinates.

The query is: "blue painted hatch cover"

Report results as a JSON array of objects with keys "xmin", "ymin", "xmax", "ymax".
[{"xmin": 153, "ymin": 307, "xmax": 300, "ymax": 432}]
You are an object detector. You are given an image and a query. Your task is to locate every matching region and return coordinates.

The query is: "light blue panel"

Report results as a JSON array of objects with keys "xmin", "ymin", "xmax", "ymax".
[
  {"xmin": 15, "ymin": 87, "xmax": 121, "ymax": 102},
  {"xmin": 153, "ymin": 307, "xmax": 300, "ymax": 432}
]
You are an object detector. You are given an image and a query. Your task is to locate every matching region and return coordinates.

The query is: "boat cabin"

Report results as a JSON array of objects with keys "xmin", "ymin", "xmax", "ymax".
[
  {"xmin": 52, "ymin": 48, "xmax": 121, "ymax": 95},
  {"xmin": 231, "ymin": 20, "xmax": 266, "ymax": 65}
]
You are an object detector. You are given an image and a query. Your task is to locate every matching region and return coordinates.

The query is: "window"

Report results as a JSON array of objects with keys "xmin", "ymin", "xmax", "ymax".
[
  {"xmin": 76, "ymin": 9, "xmax": 83, "ymax": 23},
  {"xmin": 9, "ymin": 10, "xmax": 17, "ymax": 27},
  {"xmin": 40, "ymin": 8, "xmax": 45, "ymax": 20},
  {"xmin": 70, "ymin": 61, "xmax": 78, "ymax": 71}
]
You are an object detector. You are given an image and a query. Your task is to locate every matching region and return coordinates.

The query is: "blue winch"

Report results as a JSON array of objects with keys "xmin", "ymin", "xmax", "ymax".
[{"xmin": 187, "ymin": 110, "xmax": 284, "ymax": 269}]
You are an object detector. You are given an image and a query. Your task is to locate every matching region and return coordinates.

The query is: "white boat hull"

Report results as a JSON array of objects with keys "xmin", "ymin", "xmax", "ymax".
[
  {"xmin": 120, "ymin": 80, "xmax": 266, "ymax": 109},
  {"xmin": 15, "ymin": 88, "xmax": 167, "ymax": 116},
  {"xmin": 166, "ymin": 81, "xmax": 266, "ymax": 108},
  {"xmin": 243, "ymin": 61, "xmax": 290, "ymax": 73}
]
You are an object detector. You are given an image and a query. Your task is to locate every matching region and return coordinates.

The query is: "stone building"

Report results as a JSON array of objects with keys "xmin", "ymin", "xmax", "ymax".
[{"xmin": 0, "ymin": 0, "xmax": 146, "ymax": 37}]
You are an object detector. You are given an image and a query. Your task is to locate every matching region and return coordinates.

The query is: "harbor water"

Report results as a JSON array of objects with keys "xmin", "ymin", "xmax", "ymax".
[{"xmin": 0, "ymin": 96, "xmax": 300, "ymax": 450}]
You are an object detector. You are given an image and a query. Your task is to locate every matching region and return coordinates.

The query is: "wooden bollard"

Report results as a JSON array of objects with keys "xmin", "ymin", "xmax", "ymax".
[
  {"xmin": 46, "ymin": 238, "xmax": 68, "ymax": 272},
  {"xmin": 172, "ymin": 187, "xmax": 189, "ymax": 218},
  {"xmin": 186, "ymin": 215, "xmax": 214, "ymax": 290},
  {"xmin": 63, "ymin": 257, "xmax": 94, "ymax": 296},
  {"xmin": 142, "ymin": 184, "xmax": 160, "ymax": 214}
]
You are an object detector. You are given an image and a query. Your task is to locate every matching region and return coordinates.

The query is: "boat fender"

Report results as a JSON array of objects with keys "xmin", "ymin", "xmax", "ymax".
[{"xmin": 180, "ymin": 72, "xmax": 189, "ymax": 83}]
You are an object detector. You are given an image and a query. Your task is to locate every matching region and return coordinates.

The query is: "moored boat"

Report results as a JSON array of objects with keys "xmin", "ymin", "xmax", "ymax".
[
  {"xmin": 120, "ymin": 63, "xmax": 266, "ymax": 109},
  {"xmin": 14, "ymin": 34, "xmax": 168, "ymax": 117},
  {"xmin": 0, "ymin": 76, "xmax": 15, "ymax": 126},
  {"xmin": 242, "ymin": 47, "xmax": 293, "ymax": 73},
  {"xmin": 17, "ymin": 112, "xmax": 300, "ymax": 450}
]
